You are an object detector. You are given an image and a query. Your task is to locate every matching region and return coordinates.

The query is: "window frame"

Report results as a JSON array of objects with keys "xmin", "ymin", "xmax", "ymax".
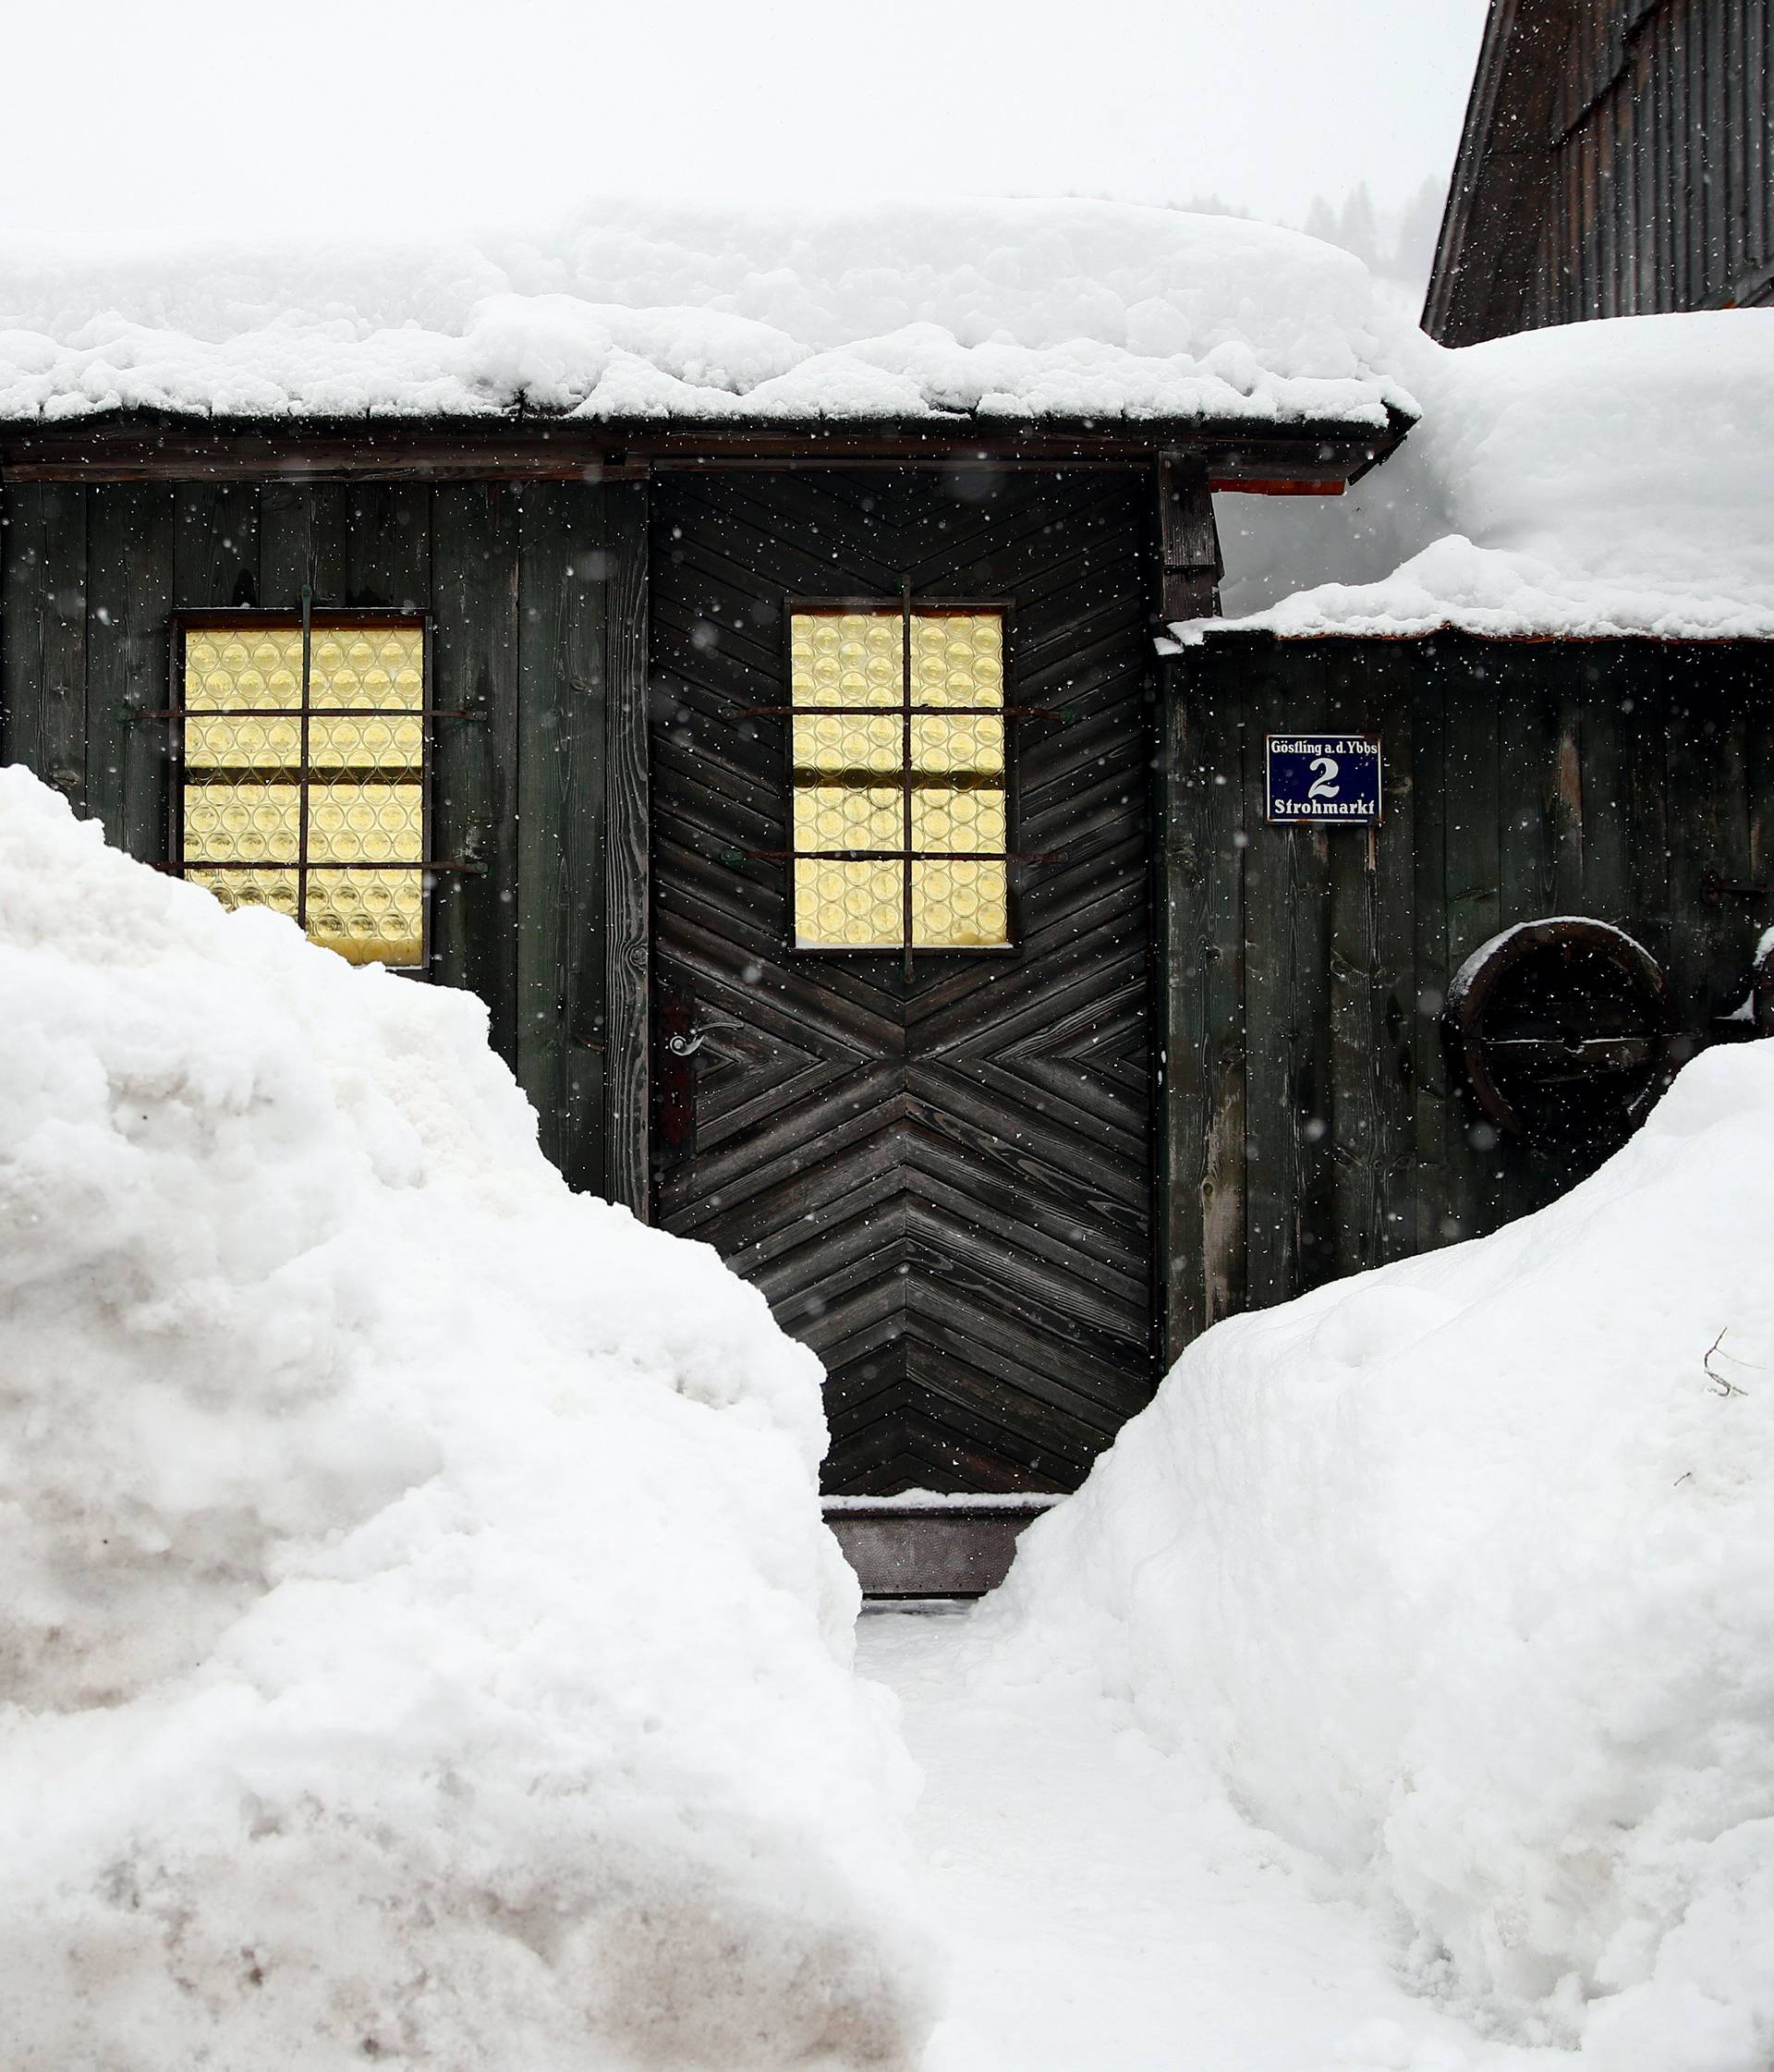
[
  {"xmin": 168, "ymin": 606, "xmax": 436, "ymax": 975},
  {"xmin": 780, "ymin": 595, "xmax": 1020, "ymax": 961}
]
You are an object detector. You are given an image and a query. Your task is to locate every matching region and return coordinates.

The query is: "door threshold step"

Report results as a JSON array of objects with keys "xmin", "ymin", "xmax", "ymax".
[{"xmin": 822, "ymin": 1494, "xmax": 1064, "ymax": 1599}]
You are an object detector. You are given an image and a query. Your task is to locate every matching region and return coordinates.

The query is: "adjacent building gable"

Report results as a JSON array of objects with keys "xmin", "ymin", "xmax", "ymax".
[{"xmin": 1426, "ymin": 0, "xmax": 1774, "ymax": 346}]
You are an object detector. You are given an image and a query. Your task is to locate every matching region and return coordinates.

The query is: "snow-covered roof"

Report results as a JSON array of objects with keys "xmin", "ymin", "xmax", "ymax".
[
  {"xmin": 0, "ymin": 200, "xmax": 1416, "ymax": 431},
  {"xmin": 1190, "ymin": 310, "xmax": 1774, "ymax": 641}
]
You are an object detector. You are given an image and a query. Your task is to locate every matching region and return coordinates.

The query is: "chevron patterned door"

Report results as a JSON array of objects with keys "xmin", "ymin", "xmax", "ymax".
[{"xmin": 650, "ymin": 469, "xmax": 1159, "ymax": 1493}]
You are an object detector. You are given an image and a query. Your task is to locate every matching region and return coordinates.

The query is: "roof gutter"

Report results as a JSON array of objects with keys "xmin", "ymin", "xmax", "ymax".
[{"xmin": 0, "ymin": 407, "xmax": 1416, "ymax": 491}]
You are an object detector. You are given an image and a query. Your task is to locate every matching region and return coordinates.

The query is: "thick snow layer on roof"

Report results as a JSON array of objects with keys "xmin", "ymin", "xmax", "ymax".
[
  {"xmin": 0, "ymin": 201, "xmax": 1413, "ymax": 429},
  {"xmin": 0, "ymin": 768, "xmax": 932, "ymax": 2071},
  {"xmin": 984, "ymin": 1041, "xmax": 1774, "ymax": 2068},
  {"xmin": 1194, "ymin": 311, "xmax": 1774, "ymax": 640}
]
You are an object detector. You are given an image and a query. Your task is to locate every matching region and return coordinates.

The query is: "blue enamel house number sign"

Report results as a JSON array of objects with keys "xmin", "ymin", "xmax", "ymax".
[{"xmin": 1266, "ymin": 734, "xmax": 1381, "ymax": 825}]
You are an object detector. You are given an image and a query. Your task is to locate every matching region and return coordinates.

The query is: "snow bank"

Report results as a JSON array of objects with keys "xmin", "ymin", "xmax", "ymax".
[
  {"xmin": 0, "ymin": 200, "xmax": 1412, "ymax": 428},
  {"xmin": 0, "ymin": 767, "xmax": 932, "ymax": 2070},
  {"xmin": 1203, "ymin": 310, "xmax": 1774, "ymax": 640},
  {"xmin": 988, "ymin": 1041, "xmax": 1774, "ymax": 2067}
]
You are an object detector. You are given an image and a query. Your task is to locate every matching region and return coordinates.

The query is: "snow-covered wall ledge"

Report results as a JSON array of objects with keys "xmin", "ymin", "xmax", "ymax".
[{"xmin": 1185, "ymin": 311, "xmax": 1774, "ymax": 644}]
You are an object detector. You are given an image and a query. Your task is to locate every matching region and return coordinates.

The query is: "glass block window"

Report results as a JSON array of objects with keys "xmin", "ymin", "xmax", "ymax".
[
  {"xmin": 177, "ymin": 619, "xmax": 429, "ymax": 969},
  {"xmin": 789, "ymin": 608, "xmax": 1009, "ymax": 950}
]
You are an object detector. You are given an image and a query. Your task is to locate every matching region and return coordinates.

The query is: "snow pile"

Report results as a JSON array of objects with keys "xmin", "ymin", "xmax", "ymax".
[
  {"xmin": 0, "ymin": 767, "xmax": 932, "ymax": 2071},
  {"xmin": 0, "ymin": 200, "xmax": 1413, "ymax": 428},
  {"xmin": 1204, "ymin": 310, "xmax": 1774, "ymax": 640},
  {"xmin": 988, "ymin": 1040, "xmax": 1774, "ymax": 2068}
]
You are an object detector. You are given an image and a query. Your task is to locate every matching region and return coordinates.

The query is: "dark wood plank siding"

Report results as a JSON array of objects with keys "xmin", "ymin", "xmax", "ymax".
[
  {"xmin": 1432, "ymin": 0, "xmax": 1774, "ymax": 344},
  {"xmin": 3, "ymin": 486, "xmax": 90, "ymax": 804},
  {"xmin": 514, "ymin": 482, "xmax": 611, "ymax": 1196},
  {"xmin": 0, "ymin": 476, "xmax": 642, "ymax": 1199},
  {"xmin": 9, "ymin": 473, "xmax": 1772, "ymax": 1364},
  {"xmin": 1546, "ymin": 0, "xmax": 1774, "ymax": 325},
  {"xmin": 602, "ymin": 480, "xmax": 652, "ymax": 1216},
  {"xmin": 1163, "ymin": 631, "xmax": 1774, "ymax": 1332},
  {"xmin": 431, "ymin": 483, "xmax": 522, "ymax": 1056},
  {"xmin": 1159, "ymin": 642, "xmax": 1246, "ymax": 1356},
  {"xmin": 87, "ymin": 484, "xmax": 176, "ymax": 859}
]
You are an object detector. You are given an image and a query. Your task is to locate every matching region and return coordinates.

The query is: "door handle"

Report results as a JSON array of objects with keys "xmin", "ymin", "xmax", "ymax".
[{"xmin": 665, "ymin": 1016, "xmax": 742, "ymax": 1058}]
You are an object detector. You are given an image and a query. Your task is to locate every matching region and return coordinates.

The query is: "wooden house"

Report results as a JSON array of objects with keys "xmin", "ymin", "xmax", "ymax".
[
  {"xmin": 1426, "ymin": 0, "xmax": 1774, "ymax": 345},
  {"xmin": 1, "ymin": 200, "xmax": 1768, "ymax": 1592}
]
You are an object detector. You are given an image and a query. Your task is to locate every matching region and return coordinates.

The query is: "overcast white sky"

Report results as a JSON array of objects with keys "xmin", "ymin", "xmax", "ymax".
[{"xmin": 0, "ymin": 0, "xmax": 1487, "ymax": 241}]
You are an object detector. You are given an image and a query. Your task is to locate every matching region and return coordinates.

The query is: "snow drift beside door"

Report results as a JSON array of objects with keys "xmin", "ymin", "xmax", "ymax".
[
  {"xmin": 988, "ymin": 1040, "xmax": 1774, "ymax": 2069},
  {"xmin": 0, "ymin": 767, "xmax": 934, "ymax": 2071}
]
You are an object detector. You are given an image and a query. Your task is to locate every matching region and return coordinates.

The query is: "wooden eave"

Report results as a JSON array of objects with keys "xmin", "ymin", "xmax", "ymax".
[
  {"xmin": 0, "ymin": 407, "xmax": 1414, "ymax": 491},
  {"xmin": 1422, "ymin": 0, "xmax": 1578, "ymax": 346}
]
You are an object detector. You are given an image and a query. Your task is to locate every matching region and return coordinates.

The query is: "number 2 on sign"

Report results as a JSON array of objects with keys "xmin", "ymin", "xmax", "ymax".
[{"xmin": 1306, "ymin": 755, "xmax": 1340, "ymax": 800}]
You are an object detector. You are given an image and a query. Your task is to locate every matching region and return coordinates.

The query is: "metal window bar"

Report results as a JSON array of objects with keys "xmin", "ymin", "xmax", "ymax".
[
  {"xmin": 297, "ymin": 589, "xmax": 311, "ymax": 930},
  {"xmin": 900, "ymin": 580, "xmax": 915, "ymax": 980}
]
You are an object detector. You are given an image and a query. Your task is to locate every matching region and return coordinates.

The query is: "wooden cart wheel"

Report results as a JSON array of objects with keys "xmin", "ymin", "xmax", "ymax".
[{"xmin": 1446, "ymin": 918, "xmax": 1676, "ymax": 1147}]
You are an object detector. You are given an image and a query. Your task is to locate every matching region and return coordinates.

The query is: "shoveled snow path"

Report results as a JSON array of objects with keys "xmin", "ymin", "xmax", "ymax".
[{"xmin": 859, "ymin": 1606, "xmax": 1574, "ymax": 2072}]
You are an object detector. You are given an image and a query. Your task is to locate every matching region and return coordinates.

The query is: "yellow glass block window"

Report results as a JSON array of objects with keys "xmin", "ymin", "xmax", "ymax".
[
  {"xmin": 179, "ymin": 620, "xmax": 428, "ymax": 969},
  {"xmin": 789, "ymin": 609, "xmax": 1009, "ymax": 951}
]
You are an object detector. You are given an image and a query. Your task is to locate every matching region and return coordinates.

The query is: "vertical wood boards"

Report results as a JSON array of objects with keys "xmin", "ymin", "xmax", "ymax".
[
  {"xmin": 431, "ymin": 484, "xmax": 522, "ymax": 1060},
  {"xmin": 1160, "ymin": 648, "xmax": 1245, "ymax": 1358},
  {"xmin": 1163, "ymin": 630, "xmax": 1774, "ymax": 1347},
  {"xmin": 602, "ymin": 480, "xmax": 651, "ymax": 1218},
  {"xmin": 1705, "ymin": 0, "xmax": 1729, "ymax": 292},
  {"xmin": 1157, "ymin": 459, "xmax": 1221, "ymax": 624},
  {"xmin": 2, "ymin": 475, "xmax": 624, "ymax": 1204},
  {"xmin": 1750, "ymin": 661, "xmax": 1774, "ymax": 889},
  {"xmin": 1196, "ymin": 641, "xmax": 1419, "ymax": 1306},
  {"xmin": 1408, "ymin": 646, "xmax": 1455, "ymax": 1249},
  {"xmin": 1749, "ymin": 0, "xmax": 1770, "ymax": 280},
  {"xmin": 260, "ymin": 482, "xmax": 352, "ymax": 604},
  {"xmin": 1327, "ymin": 641, "xmax": 1416, "ymax": 1272},
  {"xmin": 515, "ymin": 482, "xmax": 614, "ymax": 1199},
  {"xmin": 1635, "ymin": 18, "xmax": 1661, "ymax": 306},
  {"xmin": 1665, "ymin": 647, "xmax": 1765, "ymax": 1039},
  {"xmin": 1488, "ymin": 648, "xmax": 1581, "ymax": 1219},
  {"xmin": 2, "ymin": 486, "xmax": 87, "ymax": 806},
  {"xmin": 1576, "ymin": 653, "xmax": 1632, "ymax": 926},
  {"xmin": 1724, "ymin": 0, "xmax": 1750, "ymax": 285},
  {"xmin": 1428, "ymin": 0, "xmax": 1578, "ymax": 342},
  {"xmin": 173, "ymin": 483, "xmax": 259, "ymax": 609},
  {"xmin": 1241, "ymin": 652, "xmax": 1335, "ymax": 1308},
  {"xmin": 86, "ymin": 485, "xmax": 175, "ymax": 859},
  {"xmin": 1438, "ymin": 645, "xmax": 1508, "ymax": 1240},
  {"xmin": 346, "ymin": 483, "xmax": 431, "ymax": 608},
  {"xmin": 1441, "ymin": 0, "xmax": 1773, "ymax": 343}
]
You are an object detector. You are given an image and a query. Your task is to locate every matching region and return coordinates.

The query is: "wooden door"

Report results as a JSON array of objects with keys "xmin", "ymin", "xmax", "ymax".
[{"xmin": 650, "ymin": 469, "xmax": 1158, "ymax": 1493}]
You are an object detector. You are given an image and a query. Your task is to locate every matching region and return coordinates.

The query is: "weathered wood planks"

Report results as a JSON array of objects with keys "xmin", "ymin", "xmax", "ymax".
[
  {"xmin": 431, "ymin": 483, "xmax": 522, "ymax": 1054},
  {"xmin": 1163, "ymin": 630, "xmax": 1774, "ymax": 1328},
  {"xmin": 514, "ymin": 483, "xmax": 615, "ymax": 1198},
  {"xmin": 5, "ymin": 477, "xmax": 1771, "ymax": 1378},
  {"xmin": 0, "ymin": 475, "xmax": 640, "ymax": 1213},
  {"xmin": 1430, "ymin": 0, "xmax": 1774, "ymax": 347},
  {"xmin": 602, "ymin": 481, "xmax": 652, "ymax": 1218}
]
